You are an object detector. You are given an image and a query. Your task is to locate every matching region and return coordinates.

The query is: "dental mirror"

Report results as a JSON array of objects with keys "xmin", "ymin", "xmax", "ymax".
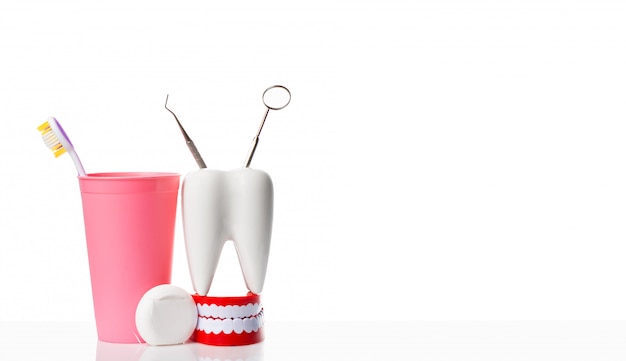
[
  {"xmin": 243, "ymin": 85, "xmax": 291, "ymax": 168},
  {"xmin": 263, "ymin": 85, "xmax": 291, "ymax": 110}
]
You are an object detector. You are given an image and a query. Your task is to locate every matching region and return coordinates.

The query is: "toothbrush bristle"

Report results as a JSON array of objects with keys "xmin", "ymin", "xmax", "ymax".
[
  {"xmin": 37, "ymin": 122, "xmax": 49, "ymax": 132},
  {"xmin": 53, "ymin": 147, "xmax": 67, "ymax": 158},
  {"xmin": 37, "ymin": 120, "xmax": 66, "ymax": 158}
]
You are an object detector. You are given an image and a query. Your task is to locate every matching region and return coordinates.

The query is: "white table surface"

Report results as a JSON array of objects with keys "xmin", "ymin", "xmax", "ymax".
[{"xmin": 1, "ymin": 321, "xmax": 625, "ymax": 360}]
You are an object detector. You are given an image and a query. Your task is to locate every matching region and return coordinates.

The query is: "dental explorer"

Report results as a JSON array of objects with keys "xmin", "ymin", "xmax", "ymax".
[{"xmin": 165, "ymin": 94, "xmax": 207, "ymax": 168}]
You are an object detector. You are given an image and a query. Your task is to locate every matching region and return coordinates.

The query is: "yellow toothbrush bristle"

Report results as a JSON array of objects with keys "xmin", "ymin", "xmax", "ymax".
[
  {"xmin": 53, "ymin": 147, "xmax": 67, "ymax": 158},
  {"xmin": 37, "ymin": 120, "xmax": 66, "ymax": 157},
  {"xmin": 37, "ymin": 121, "xmax": 52, "ymax": 133}
]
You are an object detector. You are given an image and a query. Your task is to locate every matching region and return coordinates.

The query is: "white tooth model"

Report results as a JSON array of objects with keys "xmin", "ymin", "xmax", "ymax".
[{"xmin": 182, "ymin": 168, "xmax": 273, "ymax": 296}]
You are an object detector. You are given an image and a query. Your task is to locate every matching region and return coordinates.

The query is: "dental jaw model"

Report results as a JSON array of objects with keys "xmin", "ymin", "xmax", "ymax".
[{"xmin": 182, "ymin": 86, "xmax": 290, "ymax": 346}]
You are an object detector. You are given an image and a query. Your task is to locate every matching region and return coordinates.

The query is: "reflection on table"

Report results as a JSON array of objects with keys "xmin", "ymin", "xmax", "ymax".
[{"xmin": 96, "ymin": 340, "xmax": 264, "ymax": 361}]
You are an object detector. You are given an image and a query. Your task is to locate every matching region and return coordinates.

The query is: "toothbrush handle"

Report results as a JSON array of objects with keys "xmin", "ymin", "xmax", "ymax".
[
  {"xmin": 69, "ymin": 150, "xmax": 87, "ymax": 176},
  {"xmin": 187, "ymin": 140, "xmax": 207, "ymax": 168}
]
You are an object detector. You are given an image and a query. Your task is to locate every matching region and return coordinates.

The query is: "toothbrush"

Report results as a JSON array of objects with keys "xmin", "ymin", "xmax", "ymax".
[{"xmin": 37, "ymin": 117, "xmax": 87, "ymax": 176}]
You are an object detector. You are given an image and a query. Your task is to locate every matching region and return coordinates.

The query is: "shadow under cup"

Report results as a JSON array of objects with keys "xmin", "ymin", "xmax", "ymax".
[{"xmin": 78, "ymin": 172, "xmax": 180, "ymax": 343}]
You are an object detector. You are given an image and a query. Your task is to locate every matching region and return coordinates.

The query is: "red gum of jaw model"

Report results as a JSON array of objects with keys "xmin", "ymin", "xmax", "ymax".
[{"xmin": 192, "ymin": 293, "xmax": 265, "ymax": 346}]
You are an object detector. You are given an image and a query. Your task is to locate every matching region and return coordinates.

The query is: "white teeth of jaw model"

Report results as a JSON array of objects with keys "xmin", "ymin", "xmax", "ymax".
[{"xmin": 182, "ymin": 168, "xmax": 273, "ymax": 296}]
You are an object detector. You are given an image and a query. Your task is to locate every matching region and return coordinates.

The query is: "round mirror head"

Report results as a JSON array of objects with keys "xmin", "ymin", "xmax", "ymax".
[{"xmin": 262, "ymin": 85, "xmax": 291, "ymax": 110}]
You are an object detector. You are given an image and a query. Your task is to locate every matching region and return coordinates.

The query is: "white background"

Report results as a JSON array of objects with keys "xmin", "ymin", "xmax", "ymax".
[{"xmin": 1, "ymin": 0, "xmax": 625, "ymax": 323}]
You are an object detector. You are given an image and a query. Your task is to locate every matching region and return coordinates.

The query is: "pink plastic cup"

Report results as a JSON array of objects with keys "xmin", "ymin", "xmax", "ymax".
[{"xmin": 78, "ymin": 172, "xmax": 180, "ymax": 343}]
